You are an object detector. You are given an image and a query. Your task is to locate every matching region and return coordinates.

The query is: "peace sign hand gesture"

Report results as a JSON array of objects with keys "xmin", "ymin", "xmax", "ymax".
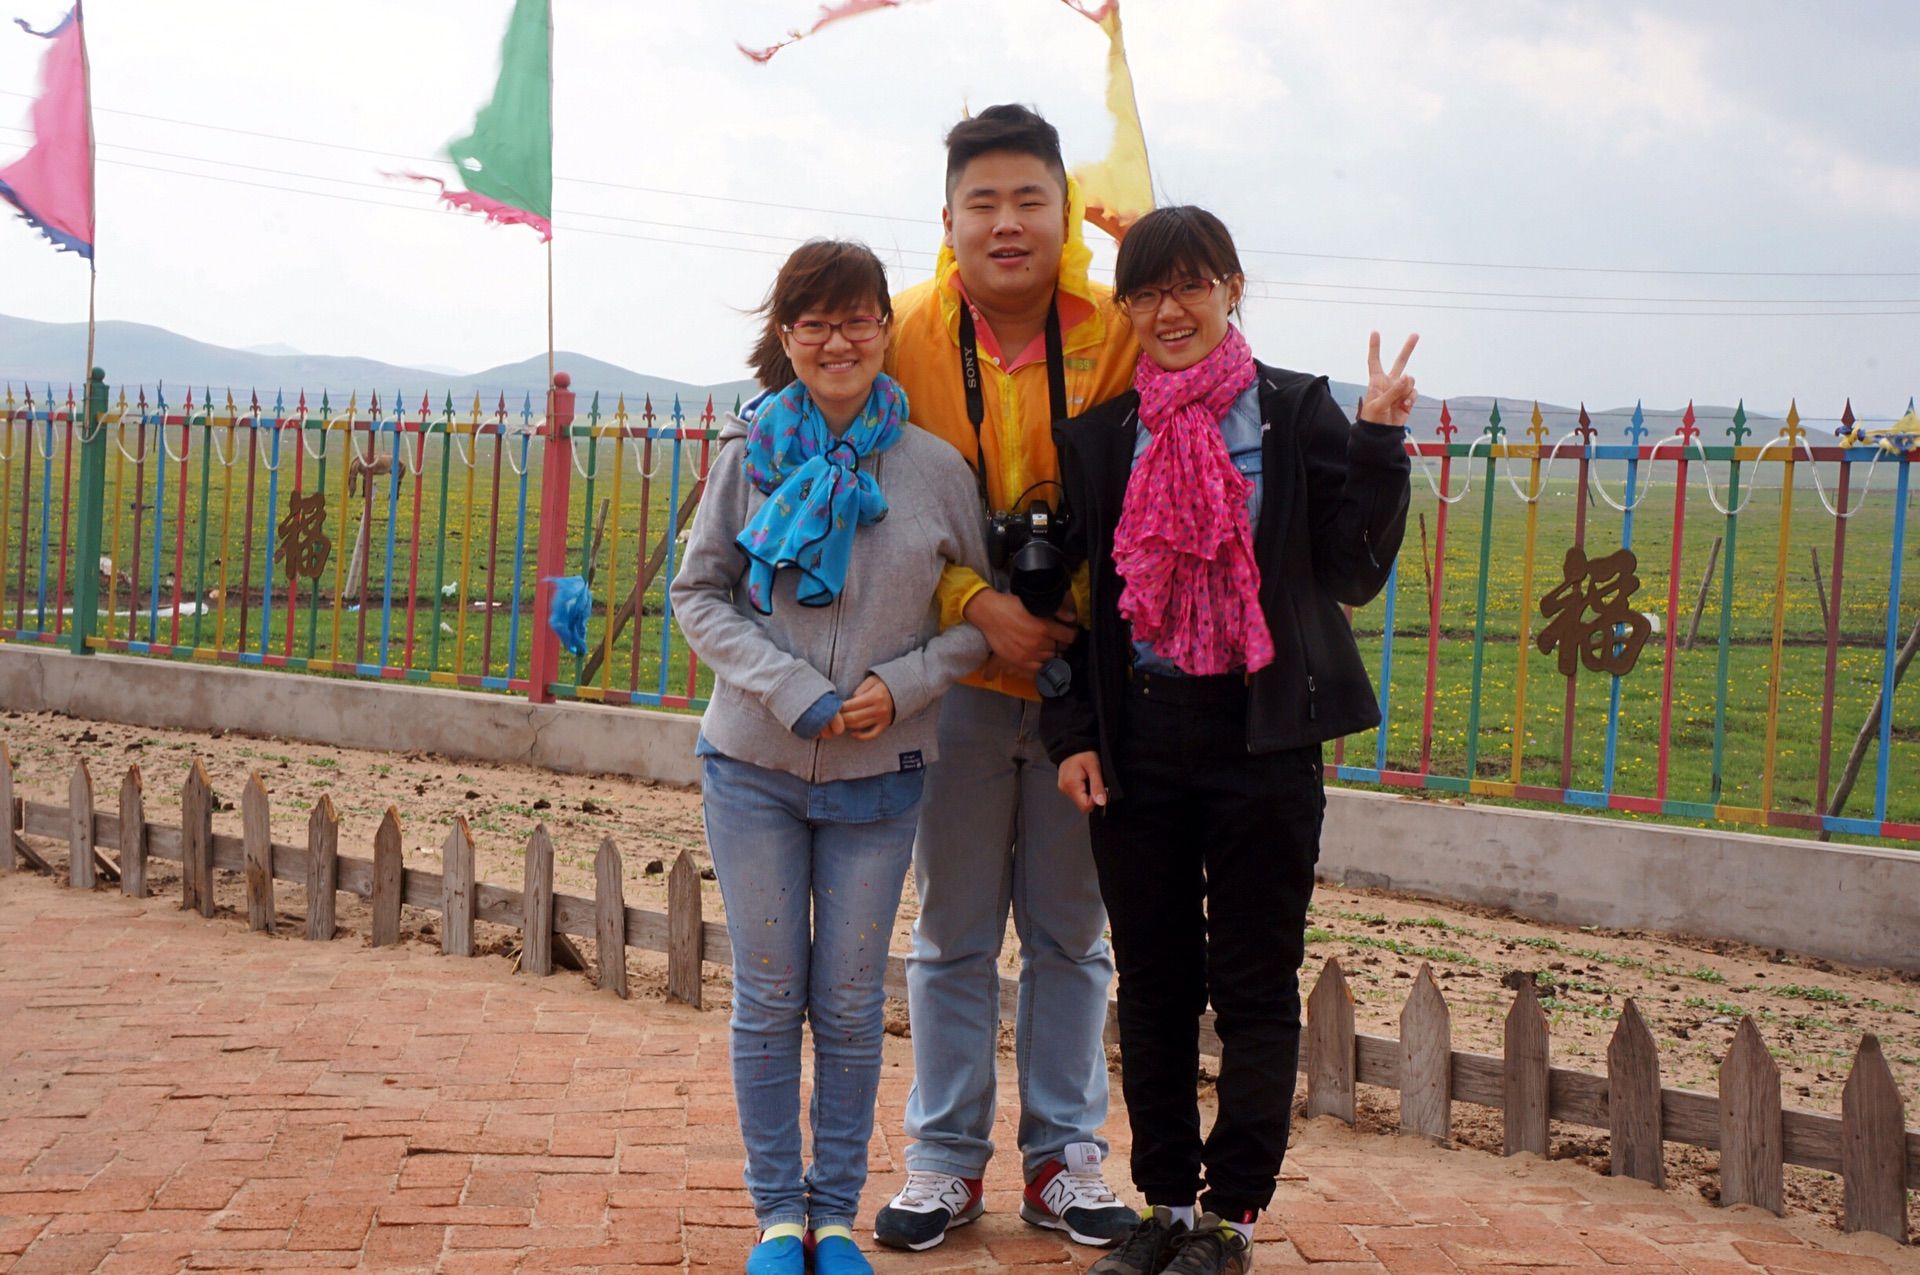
[{"xmin": 1361, "ymin": 331, "xmax": 1420, "ymax": 428}]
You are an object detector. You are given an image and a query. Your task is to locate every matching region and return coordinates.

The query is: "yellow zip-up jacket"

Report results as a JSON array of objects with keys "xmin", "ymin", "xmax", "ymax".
[{"xmin": 886, "ymin": 178, "xmax": 1139, "ymax": 701}]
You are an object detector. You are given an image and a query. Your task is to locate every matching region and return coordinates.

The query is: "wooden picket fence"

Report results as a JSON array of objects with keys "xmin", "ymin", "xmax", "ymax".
[{"xmin": 1, "ymin": 742, "xmax": 1914, "ymax": 1244}]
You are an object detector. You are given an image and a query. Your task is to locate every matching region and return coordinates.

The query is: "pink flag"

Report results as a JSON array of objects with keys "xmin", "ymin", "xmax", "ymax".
[{"xmin": 0, "ymin": 4, "xmax": 94, "ymax": 258}]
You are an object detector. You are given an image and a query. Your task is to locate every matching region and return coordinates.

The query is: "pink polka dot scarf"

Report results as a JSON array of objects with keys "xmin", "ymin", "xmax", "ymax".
[{"xmin": 1113, "ymin": 326, "xmax": 1274, "ymax": 676}]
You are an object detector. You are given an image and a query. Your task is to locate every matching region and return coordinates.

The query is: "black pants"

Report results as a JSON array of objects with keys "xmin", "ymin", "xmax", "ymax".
[{"xmin": 1090, "ymin": 672, "xmax": 1323, "ymax": 1220}]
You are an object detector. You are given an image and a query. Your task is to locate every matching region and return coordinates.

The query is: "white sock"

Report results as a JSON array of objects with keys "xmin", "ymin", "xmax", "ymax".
[
  {"xmin": 1227, "ymin": 1218, "xmax": 1254, "ymax": 1244},
  {"xmin": 1157, "ymin": 1204, "xmax": 1195, "ymax": 1228}
]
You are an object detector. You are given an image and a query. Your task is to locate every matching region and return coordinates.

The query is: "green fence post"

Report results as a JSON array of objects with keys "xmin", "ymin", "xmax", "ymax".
[{"xmin": 68, "ymin": 367, "xmax": 109, "ymax": 656}]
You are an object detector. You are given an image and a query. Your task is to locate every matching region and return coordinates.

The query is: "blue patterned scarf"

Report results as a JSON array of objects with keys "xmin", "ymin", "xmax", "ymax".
[{"xmin": 736, "ymin": 374, "xmax": 908, "ymax": 613}]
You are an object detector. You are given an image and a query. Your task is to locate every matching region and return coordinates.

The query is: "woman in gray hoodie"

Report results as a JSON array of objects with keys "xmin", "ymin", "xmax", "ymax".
[{"xmin": 670, "ymin": 239, "xmax": 990, "ymax": 1275}]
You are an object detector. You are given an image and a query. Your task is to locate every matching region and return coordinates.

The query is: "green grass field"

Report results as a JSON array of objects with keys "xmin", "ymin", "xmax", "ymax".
[{"xmin": 2, "ymin": 423, "xmax": 1912, "ymax": 842}]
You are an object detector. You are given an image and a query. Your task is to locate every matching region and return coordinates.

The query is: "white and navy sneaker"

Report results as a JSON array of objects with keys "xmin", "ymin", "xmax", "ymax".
[
  {"xmin": 872, "ymin": 1170, "xmax": 984, "ymax": 1251},
  {"xmin": 1020, "ymin": 1142, "xmax": 1139, "ymax": 1246}
]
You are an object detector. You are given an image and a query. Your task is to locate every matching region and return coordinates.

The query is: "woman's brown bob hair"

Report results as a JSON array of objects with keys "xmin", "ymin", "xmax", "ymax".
[
  {"xmin": 1112, "ymin": 205, "xmax": 1245, "ymax": 303},
  {"xmin": 749, "ymin": 240, "xmax": 894, "ymax": 391}
]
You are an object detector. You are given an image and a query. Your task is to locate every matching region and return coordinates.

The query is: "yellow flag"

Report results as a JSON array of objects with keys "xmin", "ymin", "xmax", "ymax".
[{"xmin": 1062, "ymin": 1, "xmax": 1154, "ymax": 240}]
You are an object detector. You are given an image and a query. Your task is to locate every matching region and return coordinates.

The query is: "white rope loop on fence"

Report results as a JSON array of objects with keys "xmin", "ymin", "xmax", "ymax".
[
  {"xmin": 569, "ymin": 428, "xmax": 597, "ymax": 480},
  {"xmin": 154, "ymin": 415, "xmax": 192, "ymax": 464},
  {"xmin": 1409, "ymin": 430, "xmax": 1493, "ymax": 505},
  {"xmin": 1689, "ymin": 431, "xmax": 1792, "ymax": 517},
  {"xmin": 111, "ymin": 416, "xmax": 146, "ymax": 465},
  {"xmin": 1799, "ymin": 434, "xmax": 1885, "ymax": 520},
  {"xmin": 1496, "ymin": 427, "xmax": 1583, "ymax": 504},
  {"xmin": 1581, "ymin": 432, "xmax": 1684, "ymax": 514},
  {"xmin": 207, "ymin": 422, "xmax": 239, "ymax": 470},
  {"xmin": 395, "ymin": 423, "xmax": 426, "ymax": 478},
  {"xmin": 30, "ymin": 417, "xmax": 55, "ymax": 461},
  {"xmin": 256, "ymin": 414, "xmax": 294, "ymax": 474},
  {"xmin": 300, "ymin": 413, "xmax": 334, "ymax": 463},
  {"xmin": 0, "ymin": 416, "xmax": 17, "ymax": 463},
  {"xmin": 451, "ymin": 423, "xmax": 475, "ymax": 468},
  {"xmin": 634, "ymin": 428, "xmax": 671, "ymax": 480},
  {"xmin": 504, "ymin": 430, "xmax": 533, "ymax": 477}
]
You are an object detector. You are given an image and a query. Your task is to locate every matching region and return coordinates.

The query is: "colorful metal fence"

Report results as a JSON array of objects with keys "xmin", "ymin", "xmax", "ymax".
[{"xmin": 2, "ymin": 371, "xmax": 1914, "ymax": 844}]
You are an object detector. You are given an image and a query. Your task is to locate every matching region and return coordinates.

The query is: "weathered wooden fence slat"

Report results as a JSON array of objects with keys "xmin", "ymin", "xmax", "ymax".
[
  {"xmin": 370, "ymin": 808, "xmax": 402, "ymax": 947},
  {"xmin": 1609, "ymin": 999, "xmax": 1666, "ymax": 1186},
  {"xmin": 0, "ymin": 739, "xmax": 14, "ymax": 875},
  {"xmin": 1719, "ymin": 1016, "xmax": 1784, "ymax": 1214},
  {"xmin": 180, "ymin": 760, "xmax": 214, "ymax": 918},
  {"xmin": 441, "ymin": 817, "xmax": 475, "ymax": 958},
  {"xmin": 1503, "ymin": 977, "xmax": 1550, "ymax": 1157},
  {"xmin": 5, "ymin": 747, "xmax": 1917, "ymax": 1246},
  {"xmin": 666, "ymin": 848, "xmax": 702, "ymax": 1009},
  {"xmin": 1399, "ymin": 963, "xmax": 1451, "ymax": 1142},
  {"xmin": 1842, "ymin": 1034, "xmax": 1909, "ymax": 1243},
  {"xmin": 118, "ymin": 766, "xmax": 146, "ymax": 898},
  {"xmin": 520, "ymin": 825, "xmax": 554, "ymax": 976},
  {"xmin": 1305, "ymin": 957, "xmax": 1355, "ymax": 1124},
  {"xmin": 242, "ymin": 774, "xmax": 273, "ymax": 933},
  {"xmin": 595, "ymin": 837, "xmax": 627, "ymax": 999},
  {"xmin": 68, "ymin": 760, "xmax": 94, "ymax": 890},
  {"xmin": 305, "ymin": 796, "xmax": 337, "ymax": 941}
]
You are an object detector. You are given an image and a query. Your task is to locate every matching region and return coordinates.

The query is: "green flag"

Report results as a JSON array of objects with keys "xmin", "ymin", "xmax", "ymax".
[{"xmin": 422, "ymin": 0, "xmax": 552, "ymax": 238}]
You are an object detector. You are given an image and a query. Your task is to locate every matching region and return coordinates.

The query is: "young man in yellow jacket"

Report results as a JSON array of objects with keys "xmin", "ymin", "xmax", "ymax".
[{"xmin": 874, "ymin": 104, "xmax": 1141, "ymax": 1254}]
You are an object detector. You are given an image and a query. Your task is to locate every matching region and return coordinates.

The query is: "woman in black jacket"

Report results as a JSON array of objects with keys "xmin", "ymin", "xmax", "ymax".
[{"xmin": 1041, "ymin": 206, "xmax": 1416, "ymax": 1275}]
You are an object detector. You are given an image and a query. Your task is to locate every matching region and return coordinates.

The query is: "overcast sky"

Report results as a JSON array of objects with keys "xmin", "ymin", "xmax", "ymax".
[{"xmin": 3, "ymin": 1, "xmax": 1918, "ymax": 424}]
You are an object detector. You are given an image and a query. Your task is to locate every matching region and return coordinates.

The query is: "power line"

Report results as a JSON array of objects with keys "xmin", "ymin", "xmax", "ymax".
[
  {"xmin": 1243, "ymin": 288, "xmax": 1920, "ymax": 318},
  {"xmin": 8, "ymin": 89, "xmax": 1917, "ymax": 280}
]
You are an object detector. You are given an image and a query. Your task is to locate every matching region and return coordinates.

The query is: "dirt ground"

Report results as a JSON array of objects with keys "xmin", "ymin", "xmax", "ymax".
[{"xmin": 3, "ymin": 704, "xmax": 1916, "ymax": 1236}]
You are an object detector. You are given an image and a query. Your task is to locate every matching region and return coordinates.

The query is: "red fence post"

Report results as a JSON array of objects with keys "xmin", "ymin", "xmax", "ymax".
[{"xmin": 527, "ymin": 371, "xmax": 576, "ymax": 705}]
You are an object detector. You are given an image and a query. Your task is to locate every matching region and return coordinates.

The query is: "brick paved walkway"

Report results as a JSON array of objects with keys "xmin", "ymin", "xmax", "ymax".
[{"xmin": 0, "ymin": 877, "xmax": 1910, "ymax": 1274}]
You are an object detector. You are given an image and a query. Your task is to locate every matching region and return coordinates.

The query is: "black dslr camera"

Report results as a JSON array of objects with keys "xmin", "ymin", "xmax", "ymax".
[{"xmin": 987, "ymin": 497, "xmax": 1074, "ymax": 698}]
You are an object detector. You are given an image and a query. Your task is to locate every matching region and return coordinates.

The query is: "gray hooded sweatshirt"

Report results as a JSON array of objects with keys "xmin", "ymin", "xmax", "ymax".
[{"xmin": 671, "ymin": 410, "xmax": 992, "ymax": 784}]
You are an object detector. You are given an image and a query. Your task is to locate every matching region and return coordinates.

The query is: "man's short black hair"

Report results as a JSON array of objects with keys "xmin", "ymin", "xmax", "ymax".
[{"xmin": 943, "ymin": 104, "xmax": 1068, "ymax": 205}]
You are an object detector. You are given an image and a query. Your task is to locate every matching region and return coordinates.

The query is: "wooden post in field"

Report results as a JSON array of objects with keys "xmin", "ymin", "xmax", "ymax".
[
  {"xmin": 1718, "ymin": 1017, "xmax": 1784, "ymax": 1214},
  {"xmin": 305, "ymin": 796, "xmax": 338, "ymax": 941},
  {"xmin": 521, "ymin": 825, "xmax": 555, "ymax": 976},
  {"xmin": 181, "ymin": 760, "xmax": 214, "ymax": 918},
  {"xmin": 242, "ymin": 774, "xmax": 273, "ymax": 932},
  {"xmin": 1685, "ymin": 536, "xmax": 1722, "ymax": 650},
  {"xmin": 1503, "ymin": 979, "xmax": 1550, "ymax": 1157},
  {"xmin": 595, "ymin": 837, "xmax": 627, "ymax": 999},
  {"xmin": 1399, "ymin": 963, "xmax": 1451, "ymax": 1142},
  {"xmin": 667, "ymin": 848, "xmax": 703, "ymax": 1008},
  {"xmin": 371, "ymin": 808, "xmax": 402, "ymax": 947},
  {"xmin": 1304, "ymin": 958, "xmax": 1355, "ymax": 1124},
  {"xmin": 68, "ymin": 760, "xmax": 94, "ymax": 889},
  {"xmin": 1608, "ymin": 1000, "xmax": 1665, "ymax": 1186},
  {"xmin": 118, "ymin": 766, "xmax": 146, "ymax": 898},
  {"xmin": 441, "ymin": 817, "xmax": 475, "ymax": 957},
  {"xmin": 1840, "ymin": 1034, "xmax": 1908, "ymax": 1242}
]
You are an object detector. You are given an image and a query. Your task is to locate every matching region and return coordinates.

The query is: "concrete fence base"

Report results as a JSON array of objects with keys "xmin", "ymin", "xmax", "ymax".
[{"xmin": 3, "ymin": 645, "xmax": 1914, "ymax": 972}]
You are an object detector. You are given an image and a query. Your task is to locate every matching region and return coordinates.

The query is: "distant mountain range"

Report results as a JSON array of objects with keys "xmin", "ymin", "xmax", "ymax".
[
  {"xmin": 3, "ymin": 311, "xmax": 1796, "ymax": 444},
  {"xmin": 0, "ymin": 313, "xmax": 758, "ymax": 412}
]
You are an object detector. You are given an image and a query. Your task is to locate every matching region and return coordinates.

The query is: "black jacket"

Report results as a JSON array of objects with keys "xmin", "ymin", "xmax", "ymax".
[{"xmin": 1040, "ymin": 362, "xmax": 1411, "ymax": 797}]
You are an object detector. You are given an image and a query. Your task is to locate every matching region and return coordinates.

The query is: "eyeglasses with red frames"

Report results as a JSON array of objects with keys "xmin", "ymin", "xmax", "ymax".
[
  {"xmin": 782, "ymin": 315, "xmax": 889, "ymax": 345},
  {"xmin": 1120, "ymin": 277, "xmax": 1224, "ymax": 315}
]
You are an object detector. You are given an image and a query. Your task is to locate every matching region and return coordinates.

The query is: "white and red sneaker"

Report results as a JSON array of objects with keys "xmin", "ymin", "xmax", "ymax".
[
  {"xmin": 1021, "ymin": 1142, "xmax": 1138, "ymax": 1246},
  {"xmin": 873, "ymin": 1170, "xmax": 984, "ymax": 1251}
]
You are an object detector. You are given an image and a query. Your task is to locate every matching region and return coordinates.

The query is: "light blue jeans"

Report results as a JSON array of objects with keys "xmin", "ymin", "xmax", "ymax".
[
  {"xmin": 702, "ymin": 752, "xmax": 922, "ymax": 1232},
  {"xmin": 904, "ymin": 685, "xmax": 1115, "ymax": 1179}
]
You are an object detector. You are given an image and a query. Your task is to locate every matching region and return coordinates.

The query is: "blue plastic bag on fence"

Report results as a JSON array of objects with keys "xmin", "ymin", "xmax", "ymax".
[{"xmin": 545, "ymin": 575, "xmax": 592, "ymax": 656}]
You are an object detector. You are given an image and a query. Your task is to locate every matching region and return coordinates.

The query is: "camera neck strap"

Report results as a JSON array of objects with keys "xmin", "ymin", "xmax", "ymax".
[{"xmin": 958, "ymin": 293, "xmax": 1067, "ymax": 513}]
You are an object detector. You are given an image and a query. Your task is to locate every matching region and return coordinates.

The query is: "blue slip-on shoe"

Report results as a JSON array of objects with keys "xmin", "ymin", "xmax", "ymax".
[
  {"xmin": 811, "ymin": 1231, "xmax": 874, "ymax": 1275},
  {"xmin": 745, "ymin": 1226, "xmax": 805, "ymax": 1275}
]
